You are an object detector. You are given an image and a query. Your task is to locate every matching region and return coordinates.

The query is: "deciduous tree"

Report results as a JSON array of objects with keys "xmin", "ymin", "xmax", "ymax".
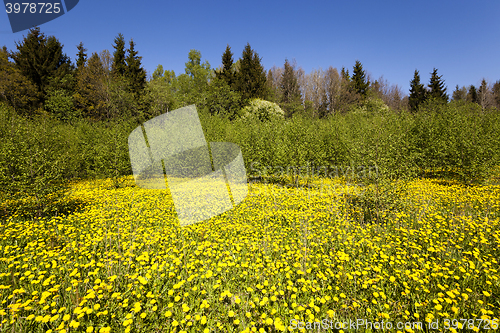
[{"xmin": 0, "ymin": 48, "xmax": 39, "ymax": 115}]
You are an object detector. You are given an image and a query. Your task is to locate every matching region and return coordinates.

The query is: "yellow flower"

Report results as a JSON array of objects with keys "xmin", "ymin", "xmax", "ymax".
[{"xmin": 87, "ymin": 327, "xmax": 94, "ymax": 333}]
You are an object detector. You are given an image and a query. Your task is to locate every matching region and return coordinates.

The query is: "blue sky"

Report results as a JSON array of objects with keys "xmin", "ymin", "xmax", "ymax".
[{"xmin": 1, "ymin": 0, "xmax": 499, "ymax": 94}]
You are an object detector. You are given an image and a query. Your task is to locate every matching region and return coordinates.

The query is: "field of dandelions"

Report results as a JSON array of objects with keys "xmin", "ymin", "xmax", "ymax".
[{"xmin": 0, "ymin": 172, "xmax": 499, "ymax": 333}]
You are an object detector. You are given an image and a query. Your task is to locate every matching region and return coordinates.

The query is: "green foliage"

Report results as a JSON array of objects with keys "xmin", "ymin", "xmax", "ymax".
[
  {"xmin": 76, "ymin": 41, "xmax": 87, "ymax": 70},
  {"xmin": 125, "ymin": 39, "xmax": 147, "ymax": 98},
  {"xmin": 240, "ymin": 98, "xmax": 284, "ymax": 122},
  {"xmin": 427, "ymin": 68, "xmax": 448, "ymax": 103},
  {"xmin": 0, "ymin": 48, "xmax": 39, "ymax": 116},
  {"xmin": 75, "ymin": 52, "xmax": 108, "ymax": 120},
  {"xmin": 410, "ymin": 100, "xmax": 500, "ymax": 183},
  {"xmin": 452, "ymin": 85, "xmax": 467, "ymax": 101},
  {"xmin": 0, "ymin": 104, "xmax": 73, "ymax": 217},
  {"xmin": 44, "ymin": 88, "xmax": 78, "ymax": 122},
  {"xmin": 467, "ymin": 85, "xmax": 478, "ymax": 104},
  {"xmin": 143, "ymin": 73, "xmax": 177, "ymax": 118},
  {"xmin": 201, "ymin": 77, "xmax": 243, "ymax": 120},
  {"xmin": 409, "ymin": 69, "xmax": 427, "ymax": 112},
  {"xmin": 234, "ymin": 43, "xmax": 268, "ymax": 101},
  {"xmin": 111, "ymin": 33, "xmax": 127, "ymax": 77},
  {"xmin": 10, "ymin": 27, "xmax": 73, "ymax": 108},
  {"xmin": 215, "ymin": 44, "xmax": 236, "ymax": 88},
  {"xmin": 280, "ymin": 59, "xmax": 303, "ymax": 118},
  {"xmin": 351, "ymin": 60, "xmax": 369, "ymax": 97}
]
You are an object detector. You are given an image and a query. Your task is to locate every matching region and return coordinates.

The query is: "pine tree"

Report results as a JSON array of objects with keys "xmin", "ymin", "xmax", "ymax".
[
  {"xmin": 215, "ymin": 44, "xmax": 235, "ymax": 88},
  {"xmin": 111, "ymin": 33, "xmax": 127, "ymax": 77},
  {"xmin": 408, "ymin": 70, "xmax": 427, "ymax": 111},
  {"xmin": 280, "ymin": 59, "xmax": 302, "ymax": 117},
  {"xmin": 235, "ymin": 43, "xmax": 268, "ymax": 101},
  {"xmin": 351, "ymin": 60, "xmax": 369, "ymax": 97},
  {"xmin": 76, "ymin": 42, "xmax": 87, "ymax": 70},
  {"xmin": 10, "ymin": 27, "xmax": 72, "ymax": 106},
  {"xmin": 125, "ymin": 38, "xmax": 146, "ymax": 97},
  {"xmin": 427, "ymin": 68, "xmax": 448, "ymax": 103}
]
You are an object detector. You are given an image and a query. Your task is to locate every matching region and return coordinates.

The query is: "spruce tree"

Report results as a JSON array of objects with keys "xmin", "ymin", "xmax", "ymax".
[
  {"xmin": 235, "ymin": 43, "xmax": 268, "ymax": 101},
  {"xmin": 427, "ymin": 68, "xmax": 448, "ymax": 103},
  {"xmin": 11, "ymin": 27, "xmax": 72, "ymax": 106},
  {"xmin": 341, "ymin": 67, "xmax": 350, "ymax": 81},
  {"xmin": 125, "ymin": 39, "xmax": 147, "ymax": 97},
  {"xmin": 75, "ymin": 52, "xmax": 108, "ymax": 119},
  {"xmin": 408, "ymin": 70, "xmax": 427, "ymax": 111},
  {"xmin": 351, "ymin": 60, "xmax": 369, "ymax": 97},
  {"xmin": 452, "ymin": 85, "xmax": 467, "ymax": 101},
  {"xmin": 111, "ymin": 33, "xmax": 127, "ymax": 77},
  {"xmin": 0, "ymin": 47, "xmax": 39, "ymax": 115},
  {"xmin": 76, "ymin": 42, "xmax": 87, "ymax": 70},
  {"xmin": 493, "ymin": 80, "xmax": 500, "ymax": 109},
  {"xmin": 216, "ymin": 44, "xmax": 235, "ymax": 88},
  {"xmin": 280, "ymin": 59, "xmax": 302, "ymax": 117},
  {"xmin": 467, "ymin": 85, "xmax": 478, "ymax": 104}
]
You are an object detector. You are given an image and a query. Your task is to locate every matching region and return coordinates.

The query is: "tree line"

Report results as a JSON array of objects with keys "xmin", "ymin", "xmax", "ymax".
[{"xmin": 1, "ymin": 27, "xmax": 500, "ymax": 123}]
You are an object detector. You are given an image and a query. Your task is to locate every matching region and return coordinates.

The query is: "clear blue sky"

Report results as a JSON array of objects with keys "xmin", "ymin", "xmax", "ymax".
[{"xmin": 1, "ymin": 0, "xmax": 499, "ymax": 94}]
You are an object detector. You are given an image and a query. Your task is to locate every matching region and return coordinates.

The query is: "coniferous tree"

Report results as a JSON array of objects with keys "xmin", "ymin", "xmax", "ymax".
[
  {"xmin": 427, "ymin": 68, "xmax": 448, "ymax": 103},
  {"xmin": 341, "ymin": 67, "xmax": 350, "ymax": 81},
  {"xmin": 216, "ymin": 44, "xmax": 235, "ymax": 88},
  {"xmin": 351, "ymin": 60, "xmax": 369, "ymax": 97},
  {"xmin": 111, "ymin": 33, "xmax": 127, "ymax": 77},
  {"xmin": 10, "ymin": 27, "xmax": 72, "ymax": 106},
  {"xmin": 125, "ymin": 38, "xmax": 146, "ymax": 97},
  {"xmin": 280, "ymin": 59, "xmax": 302, "ymax": 117},
  {"xmin": 467, "ymin": 85, "xmax": 478, "ymax": 104},
  {"xmin": 408, "ymin": 70, "xmax": 427, "ymax": 111},
  {"xmin": 75, "ymin": 52, "xmax": 108, "ymax": 120},
  {"xmin": 452, "ymin": 85, "xmax": 467, "ymax": 101},
  {"xmin": 0, "ymin": 47, "xmax": 39, "ymax": 115},
  {"xmin": 235, "ymin": 43, "xmax": 268, "ymax": 101},
  {"xmin": 76, "ymin": 42, "xmax": 87, "ymax": 70},
  {"xmin": 493, "ymin": 80, "xmax": 500, "ymax": 109}
]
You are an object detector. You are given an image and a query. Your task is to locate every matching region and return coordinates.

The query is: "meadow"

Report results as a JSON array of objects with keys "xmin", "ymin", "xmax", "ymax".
[
  {"xmin": 0, "ymin": 174, "xmax": 499, "ymax": 332},
  {"xmin": 1, "ymin": 101, "xmax": 500, "ymax": 332}
]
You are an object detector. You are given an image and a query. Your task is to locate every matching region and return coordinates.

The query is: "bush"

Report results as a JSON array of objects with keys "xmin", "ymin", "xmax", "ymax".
[{"xmin": 240, "ymin": 98, "xmax": 285, "ymax": 122}]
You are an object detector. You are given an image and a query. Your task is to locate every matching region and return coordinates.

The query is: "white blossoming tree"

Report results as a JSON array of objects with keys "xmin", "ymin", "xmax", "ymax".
[{"xmin": 240, "ymin": 98, "xmax": 285, "ymax": 122}]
